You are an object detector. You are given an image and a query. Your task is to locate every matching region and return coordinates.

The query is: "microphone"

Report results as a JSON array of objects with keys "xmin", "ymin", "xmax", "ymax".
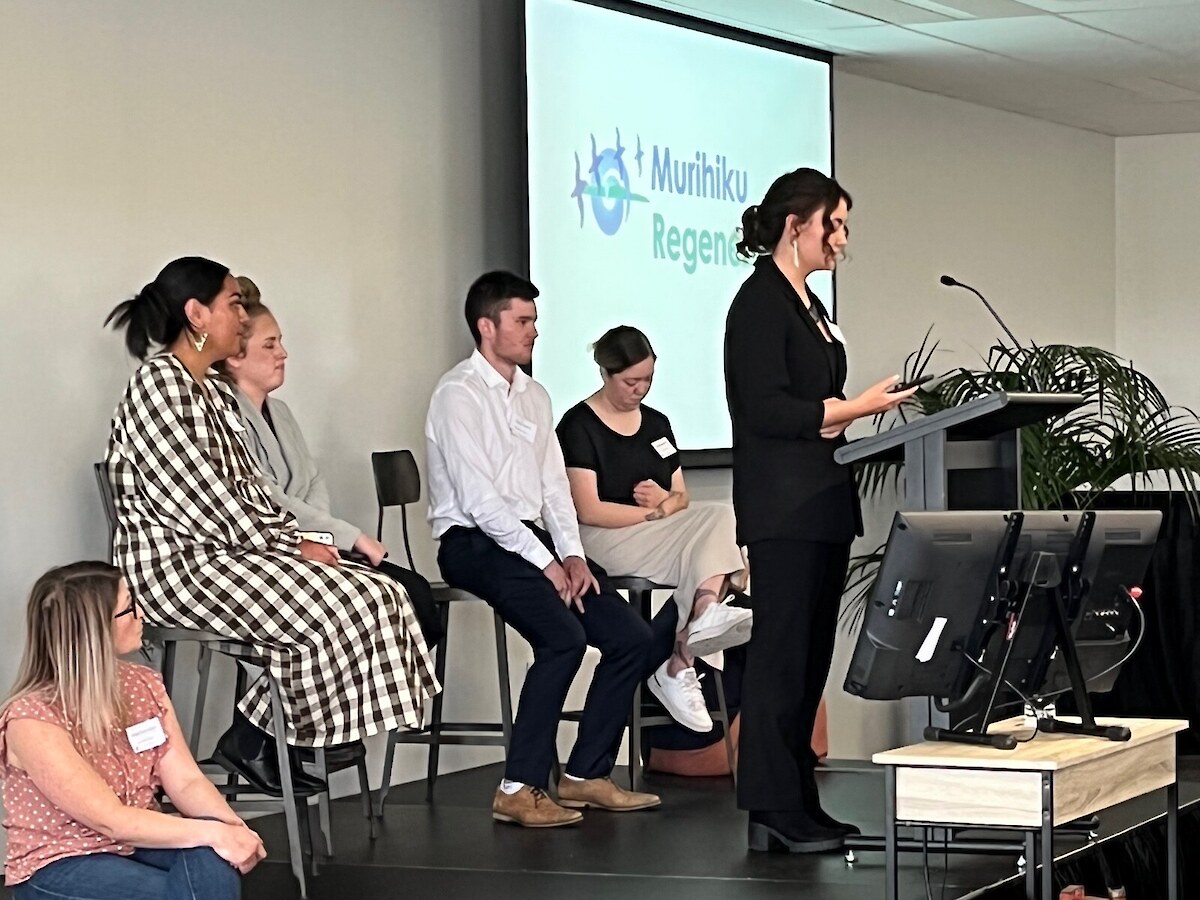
[{"xmin": 939, "ymin": 275, "xmax": 1021, "ymax": 346}]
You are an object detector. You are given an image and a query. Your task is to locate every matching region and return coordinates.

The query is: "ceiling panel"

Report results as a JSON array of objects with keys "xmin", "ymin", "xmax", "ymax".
[
  {"xmin": 1063, "ymin": 7, "xmax": 1200, "ymax": 55},
  {"xmin": 643, "ymin": 0, "xmax": 1200, "ymax": 136},
  {"xmin": 818, "ymin": 0, "xmax": 957, "ymax": 25},
  {"xmin": 1017, "ymin": 0, "xmax": 1196, "ymax": 11},
  {"xmin": 908, "ymin": 15, "xmax": 1178, "ymax": 66}
]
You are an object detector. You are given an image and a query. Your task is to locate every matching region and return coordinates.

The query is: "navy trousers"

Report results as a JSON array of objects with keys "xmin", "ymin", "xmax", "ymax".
[{"xmin": 438, "ymin": 524, "xmax": 654, "ymax": 787}]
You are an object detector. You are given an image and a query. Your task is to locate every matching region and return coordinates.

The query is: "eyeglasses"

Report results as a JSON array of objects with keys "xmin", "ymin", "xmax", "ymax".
[{"xmin": 114, "ymin": 596, "xmax": 139, "ymax": 619}]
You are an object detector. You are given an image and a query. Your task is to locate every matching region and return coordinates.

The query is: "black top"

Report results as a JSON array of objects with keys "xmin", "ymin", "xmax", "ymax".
[
  {"xmin": 556, "ymin": 401, "xmax": 680, "ymax": 506},
  {"xmin": 724, "ymin": 256, "xmax": 862, "ymax": 545}
]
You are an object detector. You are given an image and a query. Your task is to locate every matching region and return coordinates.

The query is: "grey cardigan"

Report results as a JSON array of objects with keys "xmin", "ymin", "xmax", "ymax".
[{"xmin": 233, "ymin": 388, "xmax": 362, "ymax": 551}]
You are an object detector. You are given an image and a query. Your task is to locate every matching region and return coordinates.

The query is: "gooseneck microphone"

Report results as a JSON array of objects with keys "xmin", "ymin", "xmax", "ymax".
[{"xmin": 939, "ymin": 275, "xmax": 1021, "ymax": 347}]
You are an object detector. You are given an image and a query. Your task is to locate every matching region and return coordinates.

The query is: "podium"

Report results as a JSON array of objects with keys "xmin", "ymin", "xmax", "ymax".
[
  {"xmin": 835, "ymin": 391, "xmax": 1084, "ymax": 511},
  {"xmin": 836, "ymin": 391, "xmax": 1085, "ymax": 742}
]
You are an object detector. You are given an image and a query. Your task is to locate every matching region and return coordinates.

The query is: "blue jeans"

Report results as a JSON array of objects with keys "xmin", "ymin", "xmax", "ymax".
[{"xmin": 13, "ymin": 847, "xmax": 240, "ymax": 900}]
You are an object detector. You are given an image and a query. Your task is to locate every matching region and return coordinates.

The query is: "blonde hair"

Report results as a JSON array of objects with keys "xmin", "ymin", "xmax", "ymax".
[{"xmin": 2, "ymin": 562, "xmax": 126, "ymax": 748}]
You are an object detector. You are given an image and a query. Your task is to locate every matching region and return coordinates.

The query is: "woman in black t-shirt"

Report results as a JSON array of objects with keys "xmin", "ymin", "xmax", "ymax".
[{"xmin": 557, "ymin": 327, "xmax": 750, "ymax": 734}]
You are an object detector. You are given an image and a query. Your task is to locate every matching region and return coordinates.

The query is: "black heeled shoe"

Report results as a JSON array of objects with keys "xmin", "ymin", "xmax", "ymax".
[
  {"xmin": 802, "ymin": 766, "xmax": 861, "ymax": 835},
  {"xmin": 211, "ymin": 712, "xmax": 327, "ymax": 797},
  {"xmin": 747, "ymin": 810, "xmax": 845, "ymax": 853}
]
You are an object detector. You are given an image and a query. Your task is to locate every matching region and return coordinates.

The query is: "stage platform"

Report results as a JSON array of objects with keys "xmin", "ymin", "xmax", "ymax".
[{"xmin": 225, "ymin": 757, "xmax": 1200, "ymax": 899}]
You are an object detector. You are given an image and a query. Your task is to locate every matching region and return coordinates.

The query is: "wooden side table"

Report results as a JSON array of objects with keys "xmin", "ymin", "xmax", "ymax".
[{"xmin": 872, "ymin": 717, "xmax": 1187, "ymax": 900}]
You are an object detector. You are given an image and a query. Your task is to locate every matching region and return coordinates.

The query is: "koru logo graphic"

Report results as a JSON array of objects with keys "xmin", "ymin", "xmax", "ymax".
[{"xmin": 571, "ymin": 128, "xmax": 648, "ymax": 236}]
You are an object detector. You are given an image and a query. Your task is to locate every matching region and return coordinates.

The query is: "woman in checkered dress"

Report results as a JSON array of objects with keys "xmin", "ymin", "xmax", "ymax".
[{"xmin": 103, "ymin": 257, "xmax": 439, "ymax": 780}]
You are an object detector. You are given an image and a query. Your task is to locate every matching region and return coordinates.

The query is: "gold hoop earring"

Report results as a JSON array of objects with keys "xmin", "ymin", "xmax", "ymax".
[{"xmin": 193, "ymin": 332, "xmax": 208, "ymax": 352}]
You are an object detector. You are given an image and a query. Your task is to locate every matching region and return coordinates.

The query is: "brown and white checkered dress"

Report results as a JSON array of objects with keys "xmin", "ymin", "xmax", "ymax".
[{"xmin": 104, "ymin": 354, "xmax": 439, "ymax": 746}]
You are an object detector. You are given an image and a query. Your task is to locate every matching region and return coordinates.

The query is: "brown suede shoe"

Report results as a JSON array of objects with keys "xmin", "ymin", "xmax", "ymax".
[
  {"xmin": 556, "ymin": 776, "xmax": 662, "ymax": 811},
  {"xmin": 492, "ymin": 786, "xmax": 583, "ymax": 827}
]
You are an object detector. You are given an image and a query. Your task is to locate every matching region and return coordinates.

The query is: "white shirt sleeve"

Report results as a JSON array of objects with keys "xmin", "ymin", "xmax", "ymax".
[{"xmin": 427, "ymin": 384, "xmax": 556, "ymax": 570}]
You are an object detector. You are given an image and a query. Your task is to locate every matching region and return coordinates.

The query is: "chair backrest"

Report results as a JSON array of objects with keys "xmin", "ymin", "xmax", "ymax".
[
  {"xmin": 93, "ymin": 462, "xmax": 118, "ymax": 547},
  {"xmin": 371, "ymin": 450, "xmax": 421, "ymax": 571}
]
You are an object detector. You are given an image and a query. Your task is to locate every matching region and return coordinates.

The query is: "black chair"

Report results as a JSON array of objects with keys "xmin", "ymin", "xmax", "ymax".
[
  {"xmin": 94, "ymin": 463, "xmax": 375, "ymax": 898},
  {"xmin": 370, "ymin": 450, "xmax": 513, "ymax": 813},
  {"xmin": 554, "ymin": 576, "xmax": 736, "ymax": 789}
]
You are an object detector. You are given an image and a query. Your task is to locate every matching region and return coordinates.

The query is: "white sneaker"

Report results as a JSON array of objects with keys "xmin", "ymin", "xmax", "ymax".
[
  {"xmin": 647, "ymin": 661, "xmax": 713, "ymax": 733},
  {"xmin": 686, "ymin": 601, "xmax": 753, "ymax": 657}
]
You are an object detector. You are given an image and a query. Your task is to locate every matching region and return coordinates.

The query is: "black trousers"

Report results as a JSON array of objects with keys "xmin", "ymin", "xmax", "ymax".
[
  {"xmin": 438, "ymin": 524, "xmax": 655, "ymax": 788},
  {"xmin": 737, "ymin": 538, "xmax": 851, "ymax": 812},
  {"xmin": 339, "ymin": 552, "xmax": 444, "ymax": 647}
]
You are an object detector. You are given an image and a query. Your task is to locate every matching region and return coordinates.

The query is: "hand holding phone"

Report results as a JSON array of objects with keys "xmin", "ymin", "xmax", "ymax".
[{"xmin": 889, "ymin": 374, "xmax": 935, "ymax": 393}]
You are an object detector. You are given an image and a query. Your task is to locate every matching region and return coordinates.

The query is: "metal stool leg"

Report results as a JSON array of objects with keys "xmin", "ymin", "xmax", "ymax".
[
  {"xmin": 161, "ymin": 640, "xmax": 178, "ymax": 696},
  {"xmin": 375, "ymin": 731, "xmax": 400, "ymax": 818},
  {"xmin": 357, "ymin": 752, "xmax": 377, "ymax": 840},
  {"xmin": 425, "ymin": 603, "xmax": 452, "ymax": 802},
  {"xmin": 315, "ymin": 749, "xmax": 333, "ymax": 859},
  {"xmin": 268, "ymin": 676, "xmax": 307, "ymax": 899},
  {"xmin": 630, "ymin": 683, "xmax": 644, "ymax": 789},
  {"xmin": 189, "ymin": 644, "xmax": 213, "ymax": 757},
  {"xmin": 494, "ymin": 613, "xmax": 514, "ymax": 749}
]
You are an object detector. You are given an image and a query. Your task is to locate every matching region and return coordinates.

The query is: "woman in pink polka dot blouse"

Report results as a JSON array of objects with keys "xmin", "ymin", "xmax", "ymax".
[{"xmin": 0, "ymin": 562, "xmax": 266, "ymax": 899}]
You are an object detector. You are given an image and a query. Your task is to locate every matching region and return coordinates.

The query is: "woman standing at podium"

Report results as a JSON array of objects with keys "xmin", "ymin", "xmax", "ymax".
[{"xmin": 724, "ymin": 168, "xmax": 915, "ymax": 853}]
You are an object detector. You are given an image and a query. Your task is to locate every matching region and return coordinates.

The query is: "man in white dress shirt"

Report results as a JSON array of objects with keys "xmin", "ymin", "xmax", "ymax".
[{"xmin": 426, "ymin": 271, "xmax": 661, "ymax": 828}]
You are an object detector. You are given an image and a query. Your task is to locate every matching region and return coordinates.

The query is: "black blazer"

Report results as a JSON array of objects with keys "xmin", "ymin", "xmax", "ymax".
[{"xmin": 724, "ymin": 257, "xmax": 862, "ymax": 545}]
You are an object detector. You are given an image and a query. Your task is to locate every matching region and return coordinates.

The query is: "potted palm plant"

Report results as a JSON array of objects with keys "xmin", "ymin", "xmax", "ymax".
[{"xmin": 841, "ymin": 332, "xmax": 1200, "ymax": 632}]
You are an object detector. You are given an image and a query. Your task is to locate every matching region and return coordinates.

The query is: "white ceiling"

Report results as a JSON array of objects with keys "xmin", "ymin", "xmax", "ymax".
[{"xmin": 643, "ymin": 0, "xmax": 1200, "ymax": 136}]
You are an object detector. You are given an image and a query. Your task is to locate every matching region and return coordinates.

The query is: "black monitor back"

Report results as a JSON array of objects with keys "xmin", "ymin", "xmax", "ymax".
[{"xmin": 843, "ymin": 509, "xmax": 1161, "ymax": 704}]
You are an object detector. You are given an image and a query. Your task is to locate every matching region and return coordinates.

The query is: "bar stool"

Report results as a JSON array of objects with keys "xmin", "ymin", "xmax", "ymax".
[
  {"xmin": 370, "ymin": 450, "xmax": 513, "ymax": 814},
  {"xmin": 94, "ymin": 463, "xmax": 374, "ymax": 889},
  {"xmin": 556, "ymin": 576, "xmax": 736, "ymax": 788},
  {"xmin": 144, "ymin": 625, "xmax": 321, "ymax": 898}
]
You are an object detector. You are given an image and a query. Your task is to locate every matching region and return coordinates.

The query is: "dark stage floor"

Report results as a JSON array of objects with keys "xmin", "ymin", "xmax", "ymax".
[
  {"xmin": 227, "ymin": 759, "xmax": 1200, "ymax": 900},
  {"xmin": 2, "ymin": 759, "xmax": 1190, "ymax": 898}
]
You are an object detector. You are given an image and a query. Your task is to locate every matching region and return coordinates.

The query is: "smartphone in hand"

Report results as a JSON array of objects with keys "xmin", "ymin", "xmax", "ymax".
[{"xmin": 889, "ymin": 374, "xmax": 935, "ymax": 393}]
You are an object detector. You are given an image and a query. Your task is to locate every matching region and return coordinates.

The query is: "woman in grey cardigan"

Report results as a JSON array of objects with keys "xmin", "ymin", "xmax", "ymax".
[{"xmin": 222, "ymin": 278, "xmax": 442, "ymax": 643}]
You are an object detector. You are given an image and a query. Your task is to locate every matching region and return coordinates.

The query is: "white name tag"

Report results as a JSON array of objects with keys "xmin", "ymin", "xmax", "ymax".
[
  {"xmin": 826, "ymin": 321, "xmax": 847, "ymax": 346},
  {"xmin": 652, "ymin": 436, "xmax": 676, "ymax": 458},
  {"xmin": 126, "ymin": 716, "xmax": 167, "ymax": 753},
  {"xmin": 510, "ymin": 416, "xmax": 537, "ymax": 443}
]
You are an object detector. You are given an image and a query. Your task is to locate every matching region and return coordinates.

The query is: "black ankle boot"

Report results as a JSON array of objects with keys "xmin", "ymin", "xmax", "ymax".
[
  {"xmin": 212, "ymin": 712, "xmax": 327, "ymax": 797},
  {"xmin": 801, "ymin": 766, "xmax": 861, "ymax": 835},
  {"xmin": 747, "ymin": 810, "xmax": 844, "ymax": 853}
]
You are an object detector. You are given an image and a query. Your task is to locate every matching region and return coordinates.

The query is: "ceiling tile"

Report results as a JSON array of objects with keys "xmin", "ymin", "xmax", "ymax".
[
  {"xmin": 908, "ymin": 14, "xmax": 1177, "ymax": 66},
  {"xmin": 1018, "ymin": 0, "xmax": 1196, "ymax": 10},
  {"xmin": 1103, "ymin": 75, "xmax": 1200, "ymax": 102},
  {"xmin": 899, "ymin": 0, "xmax": 1044, "ymax": 18},
  {"xmin": 1064, "ymin": 7, "xmax": 1200, "ymax": 56},
  {"xmin": 819, "ymin": 0, "xmax": 957, "ymax": 25}
]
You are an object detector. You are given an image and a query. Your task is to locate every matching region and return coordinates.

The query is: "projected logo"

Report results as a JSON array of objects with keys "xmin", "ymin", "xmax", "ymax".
[{"xmin": 571, "ymin": 128, "xmax": 648, "ymax": 235}]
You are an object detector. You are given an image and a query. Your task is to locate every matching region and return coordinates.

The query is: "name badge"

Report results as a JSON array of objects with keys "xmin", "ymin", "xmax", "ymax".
[
  {"xmin": 126, "ymin": 716, "xmax": 167, "ymax": 753},
  {"xmin": 652, "ymin": 436, "xmax": 676, "ymax": 458},
  {"xmin": 826, "ymin": 321, "xmax": 847, "ymax": 346},
  {"xmin": 510, "ymin": 416, "xmax": 537, "ymax": 443},
  {"xmin": 225, "ymin": 410, "xmax": 247, "ymax": 433}
]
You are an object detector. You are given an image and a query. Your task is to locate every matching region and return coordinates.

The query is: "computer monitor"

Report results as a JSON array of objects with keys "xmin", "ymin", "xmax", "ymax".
[{"xmin": 843, "ymin": 509, "xmax": 1161, "ymax": 712}]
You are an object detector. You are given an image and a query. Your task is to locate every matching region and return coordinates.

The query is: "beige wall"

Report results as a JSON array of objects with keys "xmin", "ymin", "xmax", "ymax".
[
  {"xmin": 1114, "ymin": 133, "xmax": 1200, "ymax": 409},
  {"xmin": 0, "ymin": 0, "xmax": 526, "ymax": 791},
  {"xmin": 0, "ymin": 0, "xmax": 1124, "ymax": 807}
]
